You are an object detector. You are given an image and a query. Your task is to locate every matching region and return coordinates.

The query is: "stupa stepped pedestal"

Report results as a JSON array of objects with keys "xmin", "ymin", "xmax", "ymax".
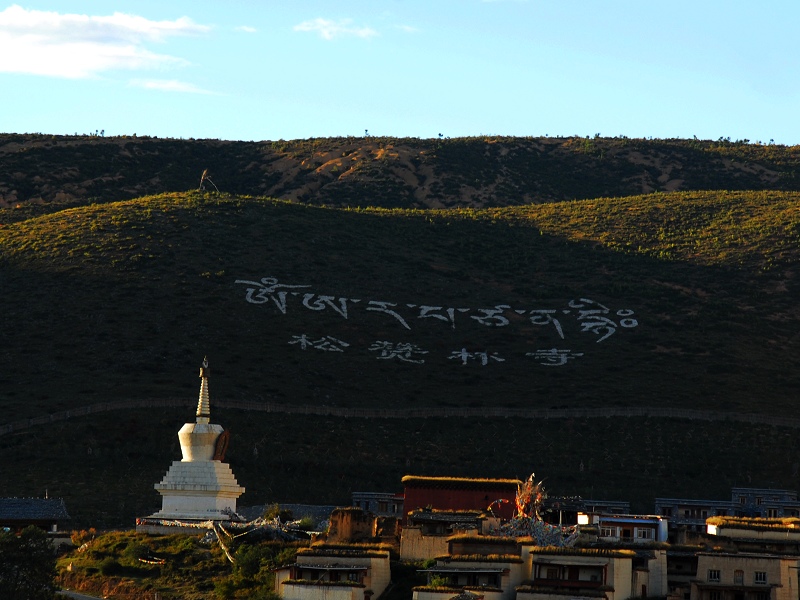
[
  {"xmin": 137, "ymin": 358, "xmax": 245, "ymax": 530},
  {"xmin": 152, "ymin": 459, "xmax": 244, "ymax": 520}
]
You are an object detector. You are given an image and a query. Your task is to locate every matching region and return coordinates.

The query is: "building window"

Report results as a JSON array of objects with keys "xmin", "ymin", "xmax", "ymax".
[
  {"xmin": 662, "ymin": 507, "xmax": 673, "ymax": 517},
  {"xmin": 756, "ymin": 497, "xmax": 763, "ymax": 506},
  {"xmin": 378, "ymin": 501, "xmax": 388, "ymax": 512},
  {"xmin": 636, "ymin": 528, "xmax": 654, "ymax": 539},
  {"xmin": 600, "ymin": 527, "xmax": 615, "ymax": 537},
  {"xmin": 754, "ymin": 572, "xmax": 767, "ymax": 585},
  {"xmin": 767, "ymin": 508, "xmax": 778, "ymax": 518},
  {"xmin": 708, "ymin": 570, "xmax": 721, "ymax": 583},
  {"xmin": 546, "ymin": 568, "xmax": 560, "ymax": 580},
  {"xmin": 348, "ymin": 573, "xmax": 360, "ymax": 582},
  {"xmin": 734, "ymin": 570, "xmax": 743, "ymax": 585},
  {"xmin": 739, "ymin": 496, "xmax": 747, "ymax": 505}
]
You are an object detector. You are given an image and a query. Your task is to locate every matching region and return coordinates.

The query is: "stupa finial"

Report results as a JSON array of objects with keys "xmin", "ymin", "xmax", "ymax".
[{"xmin": 196, "ymin": 357, "xmax": 211, "ymax": 424}]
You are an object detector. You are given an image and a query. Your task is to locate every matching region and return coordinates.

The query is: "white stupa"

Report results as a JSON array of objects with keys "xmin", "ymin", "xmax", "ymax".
[{"xmin": 147, "ymin": 358, "xmax": 244, "ymax": 522}]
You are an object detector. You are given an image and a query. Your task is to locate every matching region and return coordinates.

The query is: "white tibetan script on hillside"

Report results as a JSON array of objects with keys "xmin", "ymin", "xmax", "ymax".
[{"xmin": 235, "ymin": 276, "xmax": 639, "ymax": 366}]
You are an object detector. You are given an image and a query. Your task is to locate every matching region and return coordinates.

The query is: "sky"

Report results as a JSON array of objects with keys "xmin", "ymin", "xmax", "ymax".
[{"xmin": 1, "ymin": 1, "xmax": 799, "ymax": 144}]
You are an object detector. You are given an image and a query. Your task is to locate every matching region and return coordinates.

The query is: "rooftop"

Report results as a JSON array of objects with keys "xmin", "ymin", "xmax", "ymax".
[
  {"xmin": 402, "ymin": 475, "xmax": 522, "ymax": 490},
  {"xmin": 707, "ymin": 516, "xmax": 800, "ymax": 531},
  {"xmin": 409, "ymin": 510, "xmax": 487, "ymax": 523},
  {"xmin": 530, "ymin": 546, "xmax": 636, "ymax": 558},
  {"xmin": 0, "ymin": 497, "xmax": 70, "ymax": 522}
]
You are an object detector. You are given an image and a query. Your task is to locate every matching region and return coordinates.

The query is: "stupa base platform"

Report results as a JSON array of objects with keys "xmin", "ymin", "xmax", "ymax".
[{"xmin": 135, "ymin": 514, "xmax": 244, "ymax": 535}]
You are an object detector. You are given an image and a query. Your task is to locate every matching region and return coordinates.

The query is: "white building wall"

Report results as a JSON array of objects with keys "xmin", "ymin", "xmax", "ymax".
[
  {"xmin": 609, "ymin": 556, "xmax": 633, "ymax": 600},
  {"xmin": 281, "ymin": 582, "xmax": 361, "ymax": 600},
  {"xmin": 399, "ymin": 527, "xmax": 449, "ymax": 561},
  {"xmin": 367, "ymin": 554, "xmax": 391, "ymax": 596},
  {"xmin": 293, "ymin": 551, "xmax": 391, "ymax": 598}
]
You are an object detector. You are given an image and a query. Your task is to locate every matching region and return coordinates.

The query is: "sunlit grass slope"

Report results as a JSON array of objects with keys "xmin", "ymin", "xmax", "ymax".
[
  {"xmin": 1, "ymin": 190, "xmax": 797, "ymax": 418},
  {"xmin": 1, "ymin": 189, "xmax": 799, "ymax": 526}
]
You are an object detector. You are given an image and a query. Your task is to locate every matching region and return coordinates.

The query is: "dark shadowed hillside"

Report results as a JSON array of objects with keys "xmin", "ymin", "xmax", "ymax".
[{"xmin": 1, "ymin": 187, "xmax": 799, "ymax": 526}]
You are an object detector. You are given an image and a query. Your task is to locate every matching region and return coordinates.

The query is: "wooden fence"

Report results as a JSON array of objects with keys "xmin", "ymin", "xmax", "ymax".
[{"xmin": 2, "ymin": 399, "xmax": 800, "ymax": 437}]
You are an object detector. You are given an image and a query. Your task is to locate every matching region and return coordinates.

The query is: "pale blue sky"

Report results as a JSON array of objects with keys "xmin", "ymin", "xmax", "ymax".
[{"xmin": 1, "ymin": 1, "xmax": 798, "ymax": 143}]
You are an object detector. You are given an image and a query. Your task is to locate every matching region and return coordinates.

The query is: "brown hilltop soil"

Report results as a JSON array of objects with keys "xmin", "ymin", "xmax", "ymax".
[{"xmin": 1, "ymin": 134, "xmax": 799, "ymax": 219}]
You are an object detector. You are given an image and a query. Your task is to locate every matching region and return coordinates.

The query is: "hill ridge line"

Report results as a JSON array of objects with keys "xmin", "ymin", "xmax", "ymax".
[{"xmin": 1, "ymin": 399, "xmax": 796, "ymax": 435}]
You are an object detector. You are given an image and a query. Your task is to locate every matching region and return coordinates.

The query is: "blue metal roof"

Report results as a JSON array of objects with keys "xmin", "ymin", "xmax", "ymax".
[{"xmin": 0, "ymin": 498, "xmax": 70, "ymax": 521}]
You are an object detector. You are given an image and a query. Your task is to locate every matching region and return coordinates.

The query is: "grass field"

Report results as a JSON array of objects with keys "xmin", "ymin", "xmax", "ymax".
[{"xmin": 1, "ymin": 189, "xmax": 799, "ymax": 526}]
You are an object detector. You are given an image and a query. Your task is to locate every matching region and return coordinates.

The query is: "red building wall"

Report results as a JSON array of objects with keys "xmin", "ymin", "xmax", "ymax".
[{"xmin": 402, "ymin": 476, "xmax": 520, "ymax": 523}]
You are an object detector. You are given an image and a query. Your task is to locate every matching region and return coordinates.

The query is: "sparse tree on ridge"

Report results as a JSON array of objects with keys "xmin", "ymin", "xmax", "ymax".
[{"xmin": 199, "ymin": 169, "xmax": 220, "ymax": 192}]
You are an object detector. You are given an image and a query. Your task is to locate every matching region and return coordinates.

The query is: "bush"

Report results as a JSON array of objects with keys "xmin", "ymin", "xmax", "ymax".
[
  {"xmin": 429, "ymin": 575, "xmax": 453, "ymax": 587},
  {"xmin": 214, "ymin": 577, "xmax": 236, "ymax": 599},
  {"xmin": 99, "ymin": 557, "xmax": 122, "ymax": 576},
  {"xmin": 70, "ymin": 528, "xmax": 97, "ymax": 547},
  {"xmin": 262, "ymin": 503, "xmax": 293, "ymax": 522},
  {"xmin": 0, "ymin": 526, "xmax": 57, "ymax": 600},
  {"xmin": 296, "ymin": 517, "xmax": 315, "ymax": 531},
  {"xmin": 123, "ymin": 542, "xmax": 149, "ymax": 563},
  {"xmin": 234, "ymin": 544, "xmax": 267, "ymax": 579}
]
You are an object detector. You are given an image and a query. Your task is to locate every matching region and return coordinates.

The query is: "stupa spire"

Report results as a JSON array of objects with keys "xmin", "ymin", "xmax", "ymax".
[{"xmin": 196, "ymin": 357, "xmax": 211, "ymax": 424}]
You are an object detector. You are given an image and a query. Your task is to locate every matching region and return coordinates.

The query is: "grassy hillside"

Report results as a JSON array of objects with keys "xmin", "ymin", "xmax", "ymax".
[
  {"xmin": 1, "ymin": 190, "xmax": 797, "ymax": 415},
  {"xmin": 1, "ymin": 189, "xmax": 798, "ymax": 526},
  {"xmin": 6, "ymin": 407, "xmax": 800, "ymax": 529},
  {"xmin": 2, "ymin": 134, "xmax": 800, "ymax": 219}
]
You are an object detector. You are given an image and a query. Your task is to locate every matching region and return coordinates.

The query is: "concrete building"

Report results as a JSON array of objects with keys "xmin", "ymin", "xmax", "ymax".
[
  {"xmin": 656, "ymin": 488, "xmax": 800, "ymax": 535},
  {"xmin": 416, "ymin": 535, "xmax": 528, "ymax": 600},
  {"xmin": 671, "ymin": 515, "xmax": 800, "ymax": 600},
  {"xmin": 325, "ymin": 506, "xmax": 399, "ymax": 545},
  {"xmin": 691, "ymin": 552, "xmax": 800, "ymax": 600},
  {"xmin": 655, "ymin": 498, "xmax": 730, "ymax": 533},
  {"xmin": 729, "ymin": 489, "xmax": 800, "ymax": 520},
  {"xmin": 0, "ymin": 497, "xmax": 70, "ymax": 533},
  {"xmin": 706, "ymin": 516, "xmax": 800, "ymax": 555},
  {"xmin": 521, "ymin": 547, "xmax": 637, "ymax": 600},
  {"xmin": 666, "ymin": 549, "xmax": 698, "ymax": 600},
  {"xmin": 275, "ymin": 545, "xmax": 392, "ymax": 600},
  {"xmin": 352, "ymin": 491, "xmax": 404, "ymax": 517},
  {"xmin": 542, "ymin": 497, "xmax": 630, "ymax": 526},
  {"xmin": 401, "ymin": 509, "xmax": 497, "ymax": 561},
  {"xmin": 578, "ymin": 513, "xmax": 669, "ymax": 544}
]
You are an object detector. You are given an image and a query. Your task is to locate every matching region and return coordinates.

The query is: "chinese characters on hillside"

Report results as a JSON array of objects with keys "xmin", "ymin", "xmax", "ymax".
[{"xmin": 235, "ymin": 276, "xmax": 638, "ymax": 367}]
